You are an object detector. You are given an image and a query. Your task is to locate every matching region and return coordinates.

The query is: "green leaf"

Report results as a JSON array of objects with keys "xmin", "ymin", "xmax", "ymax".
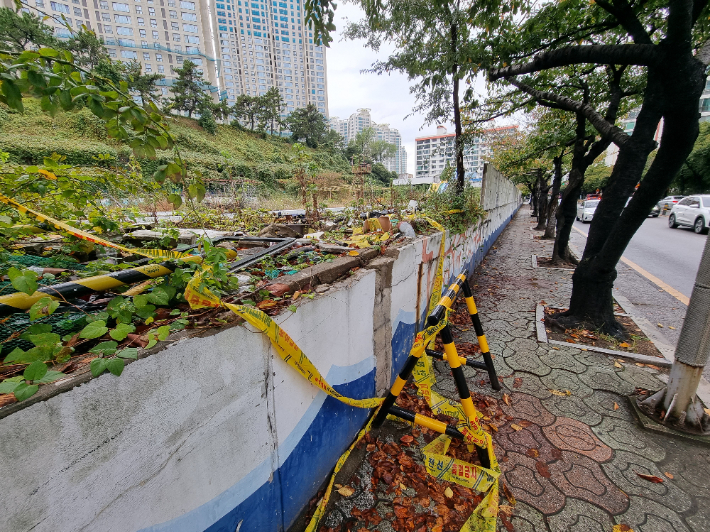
[
  {"xmin": 22, "ymin": 324, "xmax": 52, "ymax": 337},
  {"xmin": 80, "ymin": 320, "xmax": 108, "ymax": 339},
  {"xmin": 188, "ymin": 183, "xmax": 206, "ymax": 202},
  {"xmin": 135, "ymin": 304, "xmax": 156, "ymax": 319},
  {"xmin": 146, "ymin": 338, "xmax": 158, "ymax": 349},
  {"xmin": 13, "ymin": 383, "xmax": 39, "ymax": 402},
  {"xmin": 28, "ymin": 332, "xmax": 60, "ymax": 347},
  {"xmin": 109, "ymin": 323, "xmax": 135, "ymax": 341},
  {"xmin": 3, "ymin": 347, "xmax": 26, "ymax": 363},
  {"xmin": 168, "ymin": 193, "xmax": 183, "ymax": 209},
  {"xmin": 23, "ymin": 361, "xmax": 48, "ymax": 382},
  {"xmin": 89, "ymin": 341, "xmax": 118, "ymax": 356},
  {"xmin": 156, "ymin": 325, "xmax": 171, "ymax": 341},
  {"xmin": 7, "ymin": 267, "xmax": 38, "ymax": 295},
  {"xmin": 38, "ymin": 47, "xmax": 59, "ymax": 57},
  {"xmin": 116, "ymin": 347, "xmax": 138, "ymax": 359},
  {"xmin": 0, "ymin": 380, "xmax": 22, "ymax": 394},
  {"xmin": 288, "ymin": 305, "xmax": 298, "ymax": 313},
  {"xmin": 133, "ymin": 294, "xmax": 149, "ymax": 308},
  {"xmin": 29, "ymin": 297, "xmax": 60, "ymax": 321},
  {"xmin": 106, "ymin": 358, "xmax": 124, "ymax": 376},
  {"xmin": 37, "ymin": 370, "xmax": 66, "ymax": 384},
  {"xmin": 147, "ymin": 285, "xmax": 176, "ymax": 306},
  {"xmin": 90, "ymin": 358, "xmax": 108, "ymax": 377}
]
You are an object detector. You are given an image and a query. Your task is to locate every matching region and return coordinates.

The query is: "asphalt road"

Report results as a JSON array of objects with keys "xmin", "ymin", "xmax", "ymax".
[{"xmin": 573, "ymin": 215, "xmax": 706, "ymax": 299}]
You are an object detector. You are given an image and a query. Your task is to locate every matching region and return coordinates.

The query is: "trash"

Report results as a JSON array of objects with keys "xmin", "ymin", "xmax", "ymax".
[
  {"xmin": 398, "ymin": 221, "xmax": 416, "ymax": 238},
  {"xmin": 304, "ymin": 231, "xmax": 325, "ymax": 240}
]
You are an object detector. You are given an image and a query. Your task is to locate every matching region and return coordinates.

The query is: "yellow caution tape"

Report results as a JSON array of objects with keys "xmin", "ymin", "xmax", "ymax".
[{"xmin": 0, "ymin": 193, "xmax": 189, "ymax": 260}]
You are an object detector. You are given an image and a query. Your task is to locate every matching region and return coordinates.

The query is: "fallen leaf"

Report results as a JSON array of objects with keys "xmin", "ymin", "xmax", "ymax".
[
  {"xmin": 513, "ymin": 377, "xmax": 523, "ymax": 388},
  {"xmin": 549, "ymin": 389, "xmax": 572, "ymax": 396},
  {"xmin": 612, "ymin": 525, "xmax": 633, "ymax": 532},
  {"xmin": 614, "ymin": 402, "xmax": 620, "ymax": 410},
  {"xmin": 366, "ymin": 443, "xmax": 376, "ymax": 452},
  {"xmin": 510, "ymin": 423, "xmax": 523, "ymax": 431},
  {"xmin": 635, "ymin": 472, "xmax": 664, "ymax": 483},
  {"xmin": 552, "ymin": 346, "xmax": 560, "ymax": 350},
  {"xmin": 348, "ymin": 250, "xmax": 360, "ymax": 256},
  {"xmin": 337, "ymin": 486, "xmax": 355, "ymax": 497},
  {"xmin": 669, "ymin": 326, "xmax": 676, "ymax": 330},
  {"xmin": 499, "ymin": 504, "xmax": 514, "ymax": 516},
  {"xmin": 619, "ymin": 342, "xmax": 630, "ymax": 348},
  {"xmin": 444, "ymin": 487, "xmax": 454, "ymax": 498},
  {"xmin": 502, "ymin": 393, "xmax": 512, "ymax": 406},
  {"xmin": 334, "ymin": 483, "xmax": 342, "ymax": 489},
  {"xmin": 291, "ymin": 291, "xmax": 301, "ymax": 301},
  {"xmin": 501, "ymin": 481, "xmax": 516, "ymax": 506},
  {"xmin": 551, "ymin": 448, "xmax": 563, "ymax": 460},
  {"xmin": 399, "ymin": 482, "xmax": 407, "ymax": 490},
  {"xmin": 657, "ymin": 323, "xmax": 664, "ymax": 328},
  {"xmin": 535, "ymin": 461, "xmax": 551, "ymax": 478},
  {"xmin": 635, "ymin": 362, "xmax": 646, "ymax": 367},
  {"xmin": 664, "ymin": 472, "xmax": 674, "ymax": 479},
  {"xmin": 705, "ymin": 408, "xmax": 710, "ymax": 417},
  {"xmin": 400, "ymin": 435, "xmax": 414, "ymax": 444},
  {"xmin": 526, "ymin": 448, "xmax": 540, "ymax": 458},
  {"xmin": 614, "ymin": 361, "xmax": 623, "ymax": 368},
  {"xmin": 257, "ymin": 299, "xmax": 278, "ymax": 309}
]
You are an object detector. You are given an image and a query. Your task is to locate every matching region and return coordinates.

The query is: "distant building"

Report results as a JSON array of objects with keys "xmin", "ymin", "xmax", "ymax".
[
  {"xmin": 408, "ymin": 125, "xmax": 517, "ymax": 185},
  {"xmin": 329, "ymin": 108, "xmax": 408, "ymax": 175}
]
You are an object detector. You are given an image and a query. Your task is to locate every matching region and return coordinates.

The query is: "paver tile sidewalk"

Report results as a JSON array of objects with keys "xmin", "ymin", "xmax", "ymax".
[{"xmin": 303, "ymin": 208, "xmax": 710, "ymax": 532}]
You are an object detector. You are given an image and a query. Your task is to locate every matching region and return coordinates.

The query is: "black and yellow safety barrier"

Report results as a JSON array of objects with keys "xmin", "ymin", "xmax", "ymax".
[{"xmin": 427, "ymin": 273, "xmax": 501, "ymax": 391}]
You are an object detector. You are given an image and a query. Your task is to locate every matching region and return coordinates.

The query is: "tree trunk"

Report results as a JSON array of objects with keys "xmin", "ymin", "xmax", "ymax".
[
  {"xmin": 534, "ymin": 171, "xmax": 548, "ymax": 230},
  {"xmin": 451, "ymin": 22, "xmax": 465, "ymax": 192},
  {"xmin": 543, "ymin": 156, "xmax": 563, "ymax": 239},
  {"xmin": 531, "ymin": 177, "xmax": 539, "ymax": 216},
  {"xmin": 562, "ymin": 47, "xmax": 706, "ymax": 335}
]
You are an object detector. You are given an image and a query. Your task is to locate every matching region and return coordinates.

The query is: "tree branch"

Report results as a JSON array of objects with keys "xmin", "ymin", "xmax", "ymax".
[
  {"xmin": 489, "ymin": 44, "xmax": 658, "ymax": 81},
  {"xmin": 594, "ymin": 0, "xmax": 652, "ymax": 44},
  {"xmin": 508, "ymin": 78, "xmax": 630, "ymax": 148}
]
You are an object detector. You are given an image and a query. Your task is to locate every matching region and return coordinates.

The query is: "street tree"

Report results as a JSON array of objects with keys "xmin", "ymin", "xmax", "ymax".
[
  {"xmin": 284, "ymin": 103, "xmax": 328, "ymax": 147},
  {"xmin": 345, "ymin": 0, "xmax": 519, "ymax": 191},
  {"xmin": 232, "ymin": 94, "xmax": 260, "ymax": 130},
  {"xmin": 0, "ymin": 7, "xmax": 59, "ymax": 51},
  {"xmin": 489, "ymin": 0, "xmax": 710, "ymax": 335},
  {"xmin": 167, "ymin": 60, "xmax": 207, "ymax": 118}
]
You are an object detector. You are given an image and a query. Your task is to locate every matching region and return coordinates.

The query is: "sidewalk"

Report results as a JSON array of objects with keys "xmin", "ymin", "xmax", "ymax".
[{"xmin": 301, "ymin": 208, "xmax": 710, "ymax": 532}]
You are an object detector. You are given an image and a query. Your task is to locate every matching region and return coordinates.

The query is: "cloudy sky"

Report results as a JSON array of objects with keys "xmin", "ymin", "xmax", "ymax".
[{"xmin": 325, "ymin": 3, "xmax": 430, "ymax": 175}]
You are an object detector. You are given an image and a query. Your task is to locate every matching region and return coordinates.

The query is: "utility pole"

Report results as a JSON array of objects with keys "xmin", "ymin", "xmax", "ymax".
[{"xmin": 639, "ymin": 234, "xmax": 710, "ymax": 433}]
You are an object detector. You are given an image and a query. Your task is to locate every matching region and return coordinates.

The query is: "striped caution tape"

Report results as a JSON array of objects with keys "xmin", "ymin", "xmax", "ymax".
[{"xmin": 0, "ymin": 193, "xmax": 188, "ymax": 260}]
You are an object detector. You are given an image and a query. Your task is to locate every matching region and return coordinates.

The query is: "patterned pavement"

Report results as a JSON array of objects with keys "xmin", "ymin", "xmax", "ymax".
[{"xmin": 307, "ymin": 208, "xmax": 710, "ymax": 532}]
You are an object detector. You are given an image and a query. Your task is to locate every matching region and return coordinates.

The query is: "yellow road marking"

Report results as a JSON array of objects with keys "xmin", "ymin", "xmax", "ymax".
[{"xmin": 571, "ymin": 225, "xmax": 690, "ymax": 306}]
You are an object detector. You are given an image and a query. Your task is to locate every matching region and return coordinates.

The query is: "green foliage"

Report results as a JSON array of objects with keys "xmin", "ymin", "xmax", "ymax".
[
  {"xmin": 166, "ymin": 60, "xmax": 208, "ymax": 118},
  {"xmin": 285, "ymin": 104, "xmax": 328, "ymax": 148},
  {"xmin": 198, "ymin": 105, "xmax": 217, "ymax": 135},
  {"xmin": 0, "ymin": 7, "xmax": 59, "ymax": 52},
  {"xmin": 672, "ymin": 121, "xmax": 710, "ymax": 194},
  {"xmin": 370, "ymin": 162, "xmax": 397, "ymax": 186},
  {"xmin": 419, "ymin": 184, "xmax": 486, "ymax": 234}
]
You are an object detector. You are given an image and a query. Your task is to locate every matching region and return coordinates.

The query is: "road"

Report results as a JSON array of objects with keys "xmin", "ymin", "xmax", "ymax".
[{"xmin": 572, "ymin": 215, "xmax": 706, "ymax": 300}]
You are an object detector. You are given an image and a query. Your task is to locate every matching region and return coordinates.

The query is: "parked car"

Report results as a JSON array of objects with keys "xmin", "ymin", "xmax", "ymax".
[
  {"xmin": 576, "ymin": 199, "xmax": 599, "ymax": 223},
  {"xmin": 625, "ymin": 197, "xmax": 660, "ymax": 217},
  {"xmin": 658, "ymin": 195, "xmax": 686, "ymax": 211},
  {"xmin": 668, "ymin": 195, "xmax": 710, "ymax": 234}
]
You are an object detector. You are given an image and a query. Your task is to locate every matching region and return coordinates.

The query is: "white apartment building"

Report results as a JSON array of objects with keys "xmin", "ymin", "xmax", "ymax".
[
  {"xmin": 329, "ymin": 108, "xmax": 408, "ymax": 174},
  {"xmin": 9, "ymin": 0, "xmax": 222, "ymax": 100},
  {"xmin": 8, "ymin": 0, "xmax": 329, "ymax": 116},
  {"xmin": 208, "ymin": 0, "xmax": 329, "ymax": 117},
  {"xmin": 408, "ymin": 125, "xmax": 516, "ymax": 186}
]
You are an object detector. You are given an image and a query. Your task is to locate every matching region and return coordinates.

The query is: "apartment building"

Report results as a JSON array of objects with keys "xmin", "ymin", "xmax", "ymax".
[
  {"xmin": 9, "ymin": 0, "xmax": 329, "ymax": 115},
  {"xmin": 409, "ymin": 125, "xmax": 516, "ymax": 186},
  {"xmin": 9, "ymin": 0, "xmax": 222, "ymax": 99},
  {"xmin": 207, "ymin": 0, "xmax": 328, "ymax": 117},
  {"xmin": 329, "ymin": 108, "xmax": 408, "ymax": 174}
]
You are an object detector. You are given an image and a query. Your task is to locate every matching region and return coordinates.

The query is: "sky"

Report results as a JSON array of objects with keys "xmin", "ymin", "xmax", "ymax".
[{"xmin": 325, "ymin": 4, "xmax": 430, "ymax": 175}]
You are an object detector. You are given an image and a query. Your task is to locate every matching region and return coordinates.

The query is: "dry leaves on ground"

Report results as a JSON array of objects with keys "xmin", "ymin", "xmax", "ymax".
[{"xmin": 635, "ymin": 472, "xmax": 664, "ymax": 483}]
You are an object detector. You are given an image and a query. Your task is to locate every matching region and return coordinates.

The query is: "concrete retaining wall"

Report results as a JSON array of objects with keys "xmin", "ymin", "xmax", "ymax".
[{"xmin": 0, "ymin": 197, "xmax": 520, "ymax": 532}]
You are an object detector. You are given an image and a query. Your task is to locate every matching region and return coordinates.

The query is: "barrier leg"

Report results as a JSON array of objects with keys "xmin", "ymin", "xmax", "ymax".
[
  {"xmin": 461, "ymin": 282, "xmax": 501, "ymax": 391},
  {"xmin": 440, "ymin": 324, "xmax": 491, "ymax": 469},
  {"xmin": 372, "ymin": 349, "xmax": 423, "ymax": 429}
]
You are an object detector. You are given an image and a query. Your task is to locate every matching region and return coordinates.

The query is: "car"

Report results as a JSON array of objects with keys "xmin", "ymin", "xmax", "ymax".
[
  {"xmin": 668, "ymin": 195, "xmax": 710, "ymax": 234},
  {"xmin": 625, "ymin": 197, "xmax": 660, "ymax": 217},
  {"xmin": 576, "ymin": 199, "xmax": 599, "ymax": 223},
  {"xmin": 658, "ymin": 195, "xmax": 686, "ymax": 212}
]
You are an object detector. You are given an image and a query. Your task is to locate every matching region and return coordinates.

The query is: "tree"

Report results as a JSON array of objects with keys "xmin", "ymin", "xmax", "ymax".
[
  {"xmin": 64, "ymin": 29, "xmax": 108, "ymax": 70},
  {"xmin": 232, "ymin": 94, "xmax": 260, "ymax": 130},
  {"xmin": 370, "ymin": 139, "xmax": 397, "ymax": 163},
  {"xmin": 346, "ymin": 0, "xmax": 518, "ymax": 192},
  {"xmin": 198, "ymin": 104, "xmax": 217, "ymax": 135},
  {"xmin": 167, "ymin": 60, "xmax": 207, "ymax": 118},
  {"xmin": 257, "ymin": 87, "xmax": 285, "ymax": 135},
  {"xmin": 284, "ymin": 103, "xmax": 328, "ymax": 148},
  {"xmin": 209, "ymin": 98, "xmax": 232, "ymax": 122},
  {"xmin": 371, "ymin": 162, "xmax": 396, "ymax": 185},
  {"xmin": 322, "ymin": 129, "xmax": 345, "ymax": 154},
  {"xmin": 671, "ymin": 121, "xmax": 710, "ymax": 194},
  {"xmin": 124, "ymin": 60, "xmax": 164, "ymax": 106},
  {"xmin": 489, "ymin": 0, "xmax": 710, "ymax": 335},
  {"xmin": 0, "ymin": 7, "xmax": 59, "ymax": 51}
]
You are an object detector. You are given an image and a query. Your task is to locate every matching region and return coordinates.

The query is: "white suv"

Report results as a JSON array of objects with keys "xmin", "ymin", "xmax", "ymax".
[{"xmin": 669, "ymin": 195, "xmax": 710, "ymax": 234}]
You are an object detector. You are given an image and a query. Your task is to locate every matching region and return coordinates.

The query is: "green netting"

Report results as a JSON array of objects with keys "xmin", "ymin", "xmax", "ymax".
[
  {"xmin": 4, "ymin": 254, "xmax": 85, "ymax": 270},
  {"xmin": 0, "ymin": 311, "xmax": 88, "ymax": 357},
  {"xmin": 0, "ymin": 277, "xmax": 63, "ymax": 296}
]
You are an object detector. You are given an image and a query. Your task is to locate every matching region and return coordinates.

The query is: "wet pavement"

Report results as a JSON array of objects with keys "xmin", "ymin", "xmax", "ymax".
[{"xmin": 301, "ymin": 207, "xmax": 710, "ymax": 532}]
